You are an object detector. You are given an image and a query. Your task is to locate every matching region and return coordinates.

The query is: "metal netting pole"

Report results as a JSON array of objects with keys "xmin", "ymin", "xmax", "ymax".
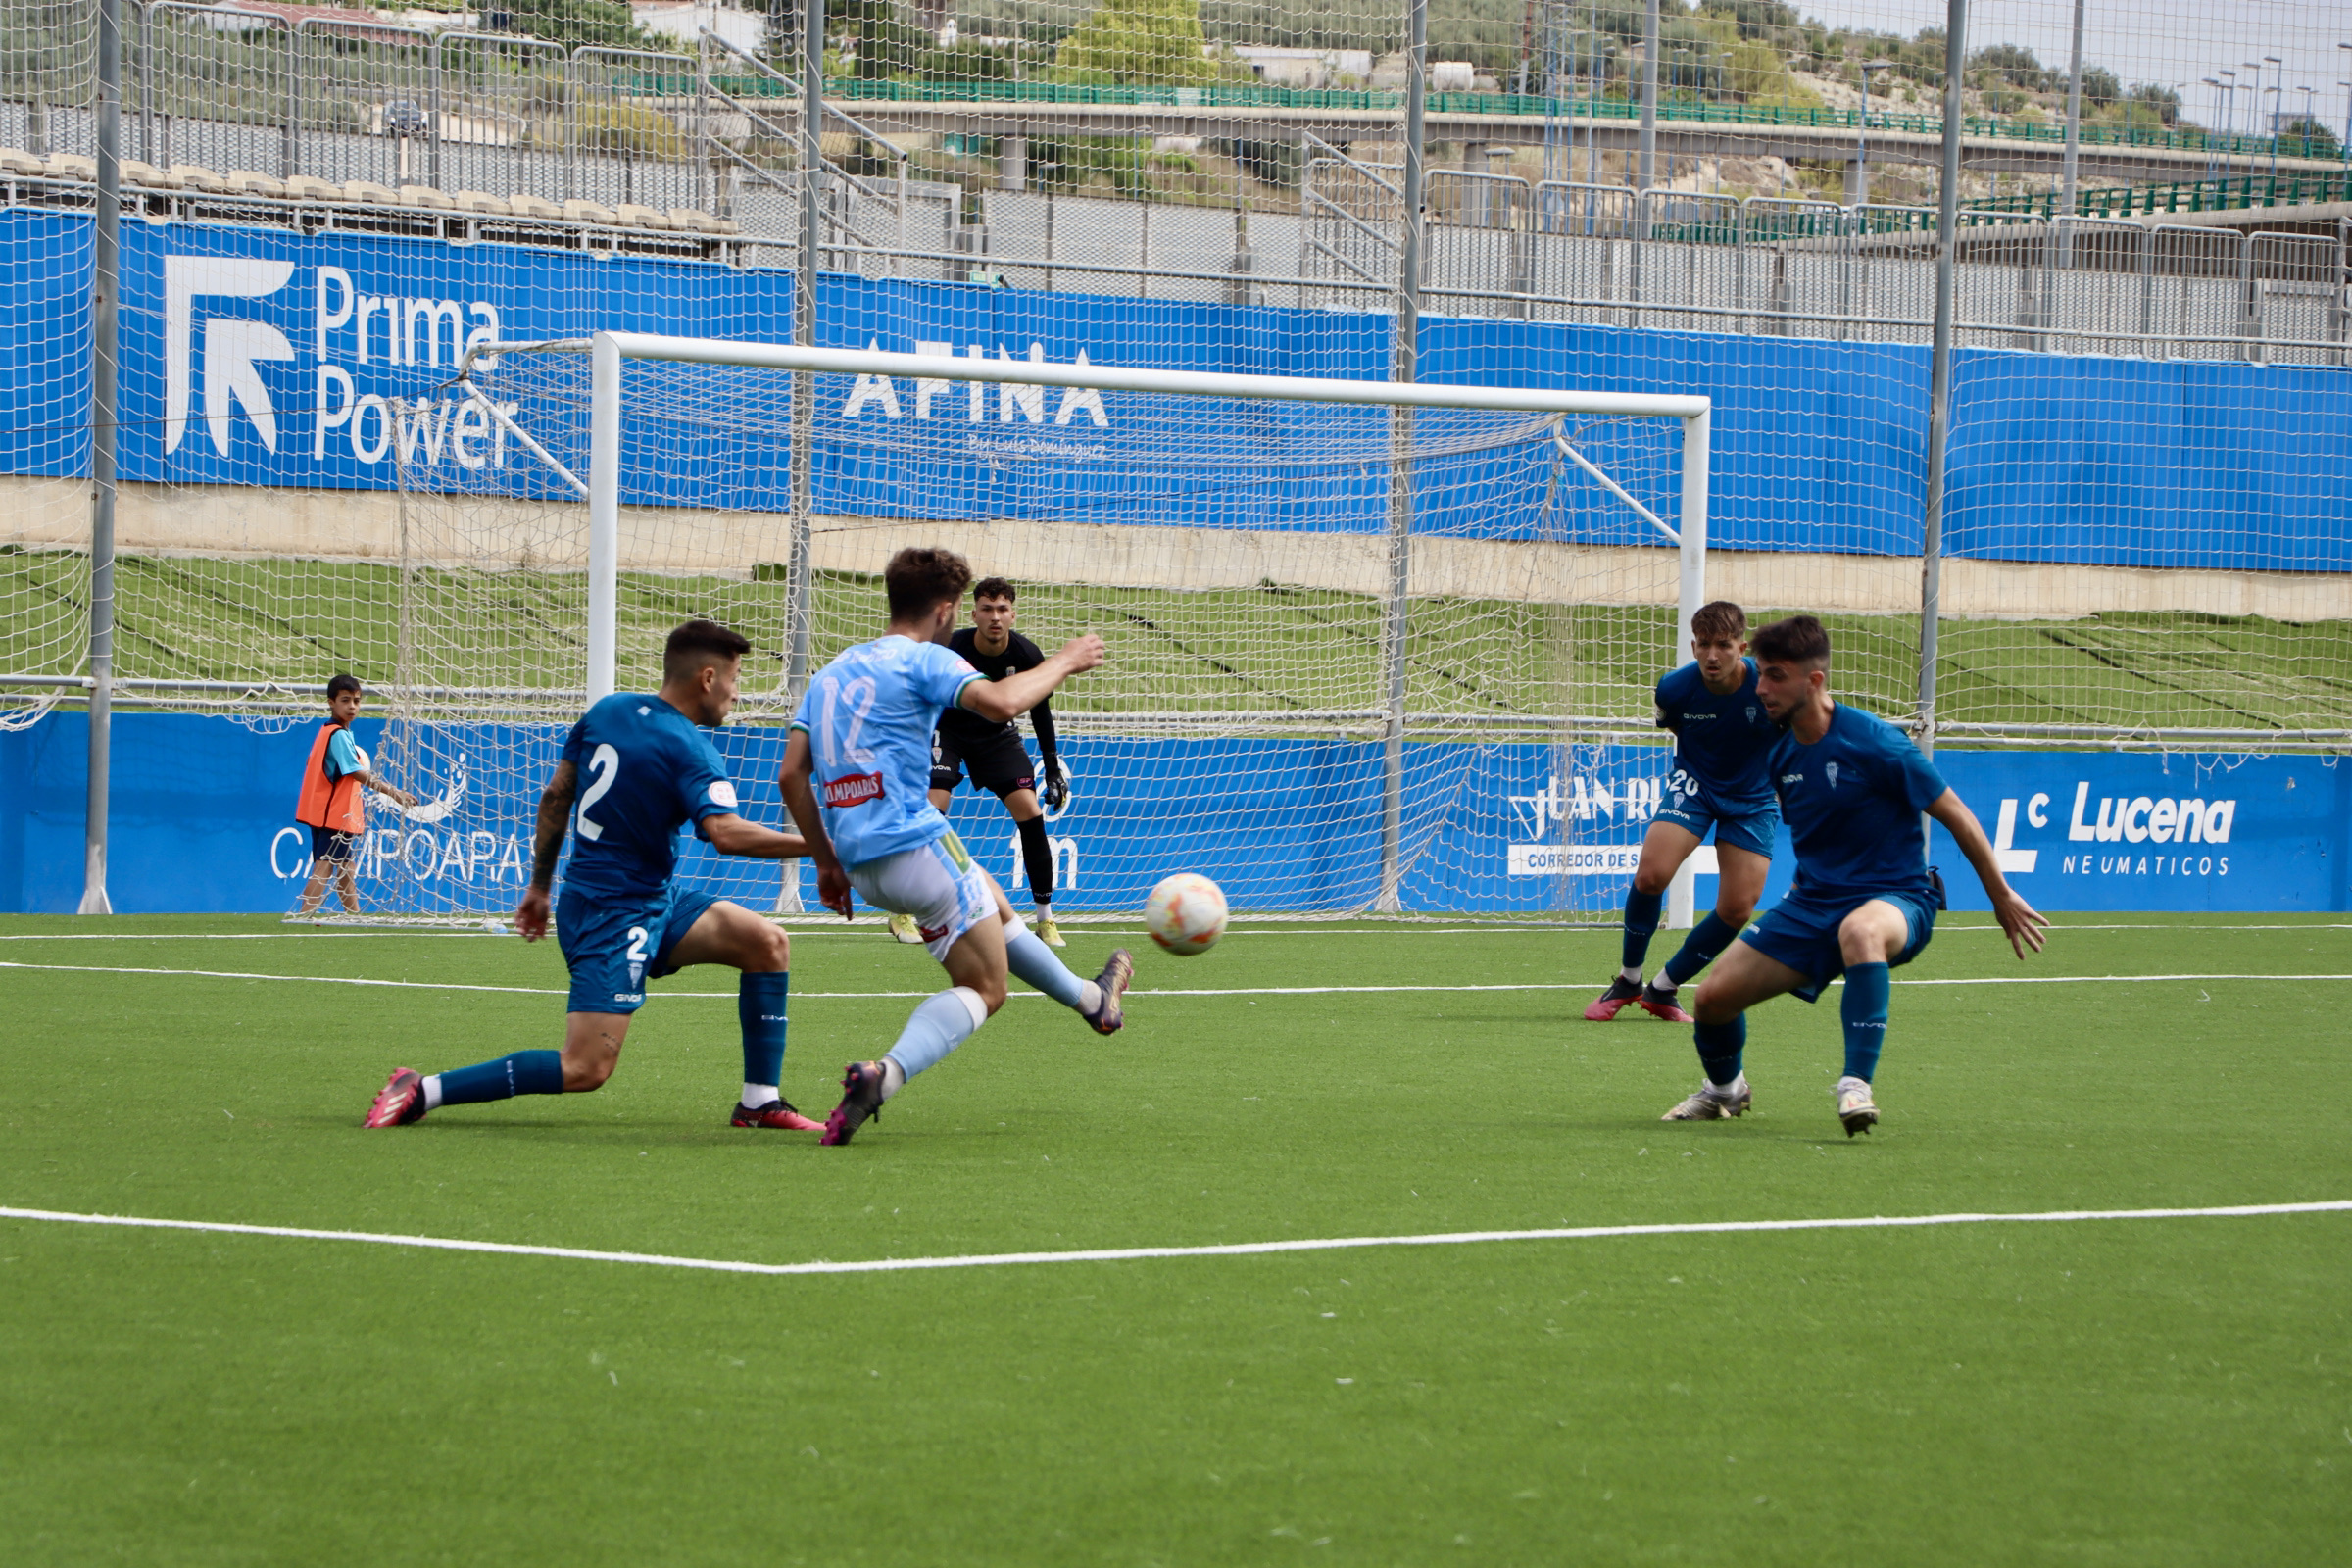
[
  {"xmin": 587, "ymin": 334, "xmax": 620, "ymax": 704},
  {"xmin": 787, "ymin": 0, "xmax": 820, "ymax": 705},
  {"xmin": 1664, "ymin": 408, "xmax": 1711, "ymax": 929},
  {"xmin": 776, "ymin": 0, "xmax": 825, "ymax": 916},
  {"xmin": 1377, "ymin": 0, "xmax": 1428, "ymax": 915},
  {"xmin": 81, "ymin": 0, "xmax": 122, "ymax": 917},
  {"xmin": 1918, "ymin": 0, "xmax": 1968, "ymax": 759}
]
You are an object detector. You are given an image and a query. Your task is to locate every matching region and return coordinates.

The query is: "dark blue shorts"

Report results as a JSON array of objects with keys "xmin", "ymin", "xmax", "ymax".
[
  {"xmin": 1653, "ymin": 773, "xmax": 1780, "ymax": 861},
  {"xmin": 310, "ymin": 825, "xmax": 360, "ymax": 864},
  {"xmin": 1740, "ymin": 887, "xmax": 1939, "ymax": 1004},
  {"xmin": 555, "ymin": 883, "xmax": 723, "ymax": 1014}
]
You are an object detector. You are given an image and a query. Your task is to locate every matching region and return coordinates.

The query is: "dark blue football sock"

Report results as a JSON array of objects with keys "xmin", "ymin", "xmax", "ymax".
[
  {"xmin": 1840, "ymin": 961, "xmax": 1890, "ymax": 1082},
  {"xmin": 1692, "ymin": 1015, "xmax": 1746, "ymax": 1088},
  {"xmin": 1661, "ymin": 911, "xmax": 1741, "ymax": 988},
  {"xmin": 739, "ymin": 970, "xmax": 789, "ymax": 1091},
  {"xmin": 1621, "ymin": 888, "xmax": 1664, "ymax": 971},
  {"xmin": 435, "ymin": 1050, "xmax": 564, "ymax": 1106}
]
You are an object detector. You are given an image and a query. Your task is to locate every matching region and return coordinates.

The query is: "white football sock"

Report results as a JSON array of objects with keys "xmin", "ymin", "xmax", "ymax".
[
  {"xmin": 1650, "ymin": 973, "xmax": 1679, "ymax": 994},
  {"xmin": 421, "ymin": 1074, "xmax": 444, "ymax": 1110},
  {"xmin": 742, "ymin": 1082, "xmax": 778, "ymax": 1107},
  {"xmin": 1078, "ymin": 979, "xmax": 1102, "ymax": 1013},
  {"xmin": 1619, "ymin": 965, "xmax": 1642, "ymax": 984},
  {"xmin": 879, "ymin": 1057, "xmax": 907, "ymax": 1101}
]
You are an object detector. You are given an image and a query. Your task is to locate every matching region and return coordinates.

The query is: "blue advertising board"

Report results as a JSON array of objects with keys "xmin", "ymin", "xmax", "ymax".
[
  {"xmin": 2, "ymin": 712, "xmax": 2340, "ymax": 916},
  {"xmin": 4, "ymin": 210, "xmax": 2345, "ymax": 569}
]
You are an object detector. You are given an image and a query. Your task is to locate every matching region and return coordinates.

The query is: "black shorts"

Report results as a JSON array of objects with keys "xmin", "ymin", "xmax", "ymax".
[
  {"xmin": 310, "ymin": 825, "xmax": 361, "ymax": 865},
  {"xmin": 931, "ymin": 728, "xmax": 1035, "ymax": 799}
]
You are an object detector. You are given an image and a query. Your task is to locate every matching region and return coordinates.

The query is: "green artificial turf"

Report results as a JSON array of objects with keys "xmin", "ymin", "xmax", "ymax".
[
  {"xmin": 2, "ymin": 913, "xmax": 2348, "ymax": 1564},
  {"xmin": 8, "ymin": 548, "xmax": 2350, "ymax": 734}
]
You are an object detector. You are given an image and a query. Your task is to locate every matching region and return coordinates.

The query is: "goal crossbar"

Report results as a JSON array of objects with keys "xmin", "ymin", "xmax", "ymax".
[{"xmin": 460, "ymin": 334, "xmax": 1713, "ymax": 421}]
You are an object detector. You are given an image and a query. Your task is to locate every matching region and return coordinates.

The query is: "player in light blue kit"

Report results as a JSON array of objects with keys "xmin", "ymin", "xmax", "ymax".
[
  {"xmin": 1587, "ymin": 601, "xmax": 1783, "ymax": 1024},
  {"xmin": 366, "ymin": 620, "xmax": 826, "ymax": 1132},
  {"xmin": 777, "ymin": 548, "xmax": 1132, "ymax": 1146},
  {"xmin": 1665, "ymin": 615, "xmax": 2047, "ymax": 1135}
]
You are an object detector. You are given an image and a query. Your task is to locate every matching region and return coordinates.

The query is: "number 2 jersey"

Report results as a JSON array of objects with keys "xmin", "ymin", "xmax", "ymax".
[
  {"xmin": 791, "ymin": 634, "xmax": 985, "ymax": 868},
  {"xmin": 559, "ymin": 692, "xmax": 741, "ymax": 903}
]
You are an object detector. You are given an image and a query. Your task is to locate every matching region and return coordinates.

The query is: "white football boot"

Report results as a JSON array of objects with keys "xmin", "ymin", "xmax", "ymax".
[
  {"xmin": 1660, "ymin": 1074, "xmax": 1751, "ymax": 1121},
  {"xmin": 1836, "ymin": 1076, "xmax": 1880, "ymax": 1137}
]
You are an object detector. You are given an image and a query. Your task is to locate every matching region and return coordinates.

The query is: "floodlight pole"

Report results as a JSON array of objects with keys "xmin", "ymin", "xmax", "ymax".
[
  {"xmin": 1917, "ymin": 0, "xmax": 1968, "ymax": 760},
  {"xmin": 1639, "ymin": 0, "xmax": 1658, "ymax": 189},
  {"xmin": 2059, "ymin": 0, "xmax": 2083, "ymax": 260},
  {"xmin": 1377, "ymin": 0, "xmax": 1429, "ymax": 915},
  {"xmin": 80, "ymin": 0, "xmax": 122, "ymax": 916}
]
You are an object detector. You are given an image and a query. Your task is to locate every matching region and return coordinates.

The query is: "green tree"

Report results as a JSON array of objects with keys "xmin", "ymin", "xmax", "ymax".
[
  {"xmin": 499, "ymin": 0, "xmax": 654, "ymax": 53},
  {"xmin": 1054, "ymin": 0, "xmax": 1214, "ymax": 87}
]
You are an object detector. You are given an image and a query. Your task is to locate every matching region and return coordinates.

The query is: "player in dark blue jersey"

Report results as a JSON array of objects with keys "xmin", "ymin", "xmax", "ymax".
[
  {"xmin": 1663, "ymin": 615, "xmax": 2047, "ymax": 1136},
  {"xmin": 1587, "ymin": 602, "xmax": 1783, "ymax": 1025},
  {"xmin": 365, "ymin": 620, "xmax": 824, "ymax": 1132}
]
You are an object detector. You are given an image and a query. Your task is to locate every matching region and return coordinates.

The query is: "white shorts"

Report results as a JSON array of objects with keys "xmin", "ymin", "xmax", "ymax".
[{"xmin": 848, "ymin": 831, "xmax": 999, "ymax": 961}]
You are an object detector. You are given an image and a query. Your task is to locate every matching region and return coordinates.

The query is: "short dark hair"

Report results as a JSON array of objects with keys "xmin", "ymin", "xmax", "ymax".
[
  {"xmin": 1690, "ymin": 601, "xmax": 1747, "ymax": 642},
  {"xmin": 973, "ymin": 576, "xmax": 1016, "ymax": 605},
  {"xmin": 1750, "ymin": 614, "xmax": 1832, "ymax": 667},
  {"xmin": 663, "ymin": 618, "xmax": 752, "ymax": 683},
  {"xmin": 885, "ymin": 547, "xmax": 974, "ymax": 619},
  {"xmin": 325, "ymin": 673, "xmax": 362, "ymax": 702}
]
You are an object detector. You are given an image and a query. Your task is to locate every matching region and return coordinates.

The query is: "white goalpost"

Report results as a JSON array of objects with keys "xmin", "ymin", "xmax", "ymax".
[{"xmin": 318, "ymin": 332, "xmax": 1712, "ymax": 926}]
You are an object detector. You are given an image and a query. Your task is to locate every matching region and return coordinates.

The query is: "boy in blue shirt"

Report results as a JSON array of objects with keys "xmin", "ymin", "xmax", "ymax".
[
  {"xmin": 777, "ymin": 548, "xmax": 1131, "ymax": 1146},
  {"xmin": 1587, "ymin": 602, "xmax": 1781, "ymax": 1024},
  {"xmin": 366, "ymin": 620, "xmax": 822, "ymax": 1132},
  {"xmin": 1664, "ymin": 614, "xmax": 2046, "ymax": 1135}
]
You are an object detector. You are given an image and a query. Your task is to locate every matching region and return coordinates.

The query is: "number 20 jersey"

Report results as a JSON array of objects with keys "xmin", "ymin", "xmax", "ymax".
[
  {"xmin": 791, "ymin": 633, "xmax": 983, "ymax": 868},
  {"xmin": 559, "ymin": 692, "xmax": 739, "ymax": 902}
]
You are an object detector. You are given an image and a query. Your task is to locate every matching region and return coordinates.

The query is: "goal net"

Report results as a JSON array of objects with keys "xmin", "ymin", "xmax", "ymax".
[{"xmin": 277, "ymin": 335, "xmax": 1709, "ymax": 923}]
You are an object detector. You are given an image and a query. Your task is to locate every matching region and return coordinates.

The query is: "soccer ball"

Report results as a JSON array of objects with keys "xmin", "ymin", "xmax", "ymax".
[{"xmin": 1145, "ymin": 872, "xmax": 1228, "ymax": 956}]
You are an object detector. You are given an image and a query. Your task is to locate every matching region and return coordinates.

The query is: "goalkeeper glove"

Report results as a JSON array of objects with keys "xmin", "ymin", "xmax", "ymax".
[{"xmin": 1041, "ymin": 760, "xmax": 1068, "ymax": 812}]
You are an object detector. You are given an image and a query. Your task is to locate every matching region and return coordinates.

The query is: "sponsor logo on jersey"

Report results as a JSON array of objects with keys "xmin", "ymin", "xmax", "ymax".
[
  {"xmin": 1826, "ymin": 761, "xmax": 1841, "ymax": 790},
  {"xmin": 821, "ymin": 772, "xmax": 886, "ymax": 808},
  {"xmin": 708, "ymin": 779, "xmax": 739, "ymax": 809},
  {"xmin": 1781, "ymin": 771, "xmax": 1803, "ymax": 785}
]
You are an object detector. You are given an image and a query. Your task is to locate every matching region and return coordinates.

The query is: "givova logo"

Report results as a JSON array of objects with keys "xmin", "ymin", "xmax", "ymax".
[{"xmin": 162, "ymin": 255, "xmax": 515, "ymax": 468}]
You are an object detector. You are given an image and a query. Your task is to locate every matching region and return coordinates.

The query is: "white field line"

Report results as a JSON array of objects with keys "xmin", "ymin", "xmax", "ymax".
[
  {"xmin": 2, "ymin": 1200, "xmax": 2344, "ymax": 1279},
  {"xmin": 4, "ymin": 950, "xmax": 2352, "ymax": 1001},
  {"xmin": 2, "ymin": 922, "xmax": 2346, "ymax": 944}
]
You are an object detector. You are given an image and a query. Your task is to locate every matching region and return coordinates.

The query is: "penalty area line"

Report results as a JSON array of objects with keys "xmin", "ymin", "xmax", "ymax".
[
  {"xmin": 6, "ymin": 959, "xmax": 2352, "ymax": 999},
  {"xmin": 2, "ymin": 1200, "xmax": 2346, "ymax": 1279}
]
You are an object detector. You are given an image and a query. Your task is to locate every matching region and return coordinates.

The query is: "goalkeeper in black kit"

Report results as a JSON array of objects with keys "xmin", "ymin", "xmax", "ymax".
[{"xmin": 892, "ymin": 576, "xmax": 1073, "ymax": 947}]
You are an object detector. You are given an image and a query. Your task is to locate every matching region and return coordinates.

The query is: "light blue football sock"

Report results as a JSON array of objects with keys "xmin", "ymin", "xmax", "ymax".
[
  {"xmin": 1005, "ymin": 926, "xmax": 1088, "ymax": 1009},
  {"xmin": 884, "ymin": 987, "xmax": 987, "ymax": 1082},
  {"xmin": 1692, "ymin": 1016, "xmax": 1746, "ymax": 1089},
  {"xmin": 738, "ymin": 970, "xmax": 789, "ymax": 1091},
  {"xmin": 433, "ymin": 1050, "xmax": 564, "ymax": 1106},
  {"xmin": 1840, "ymin": 962, "xmax": 1890, "ymax": 1083},
  {"xmin": 1661, "ymin": 912, "xmax": 1741, "ymax": 988},
  {"xmin": 1622, "ymin": 888, "xmax": 1663, "ymax": 971}
]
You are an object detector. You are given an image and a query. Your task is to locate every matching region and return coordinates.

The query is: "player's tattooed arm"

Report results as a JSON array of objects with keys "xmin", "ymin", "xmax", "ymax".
[
  {"xmin": 512, "ymin": 760, "xmax": 577, "ymax": 942},
  {"xmin": 1926, "ymin": 787, "xmax": 2051, "ymax": 960},
  {"xmin": 776, "ymin": 730, "xmax": 853, "ymax": 918}
]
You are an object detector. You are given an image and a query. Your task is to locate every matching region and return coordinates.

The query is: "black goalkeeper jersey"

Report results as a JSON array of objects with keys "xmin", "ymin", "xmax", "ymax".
[{"xmin": 936, "ymin": 627, "xmax": 1058, "ymax": 761}]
